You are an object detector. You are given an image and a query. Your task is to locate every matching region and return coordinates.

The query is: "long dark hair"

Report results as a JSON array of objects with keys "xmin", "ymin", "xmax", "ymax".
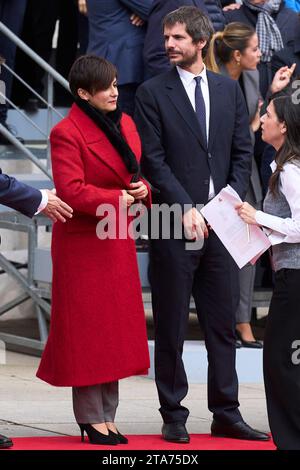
[{"xmin": 269, "ymin": 87, "xmax": 300, "ymax": 194}]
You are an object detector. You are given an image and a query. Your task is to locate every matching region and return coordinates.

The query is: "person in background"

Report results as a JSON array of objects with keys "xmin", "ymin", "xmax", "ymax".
[
  {"xmin": 36, "ymin": 55, "xmax": 151, "ymax": 446},
  {"xmin": 224, "ymin": 0, "xmax": 299, "ymax": 97},
  {"xmin": 0, "ymin": 0, "xmax": 27, "ymax": 143},
  {"xmin": 237, "ymin": 86, "xmax": 300, "ymax": 450},
  {"xmin": 284, "ymin": 0, "xmax": 300, "ymax": 12},
  {"xmin": 86, "ymin": 0, "xmax": 153, "ymax": 116},
  {"xmin": 205, "ymin": 21, "xmax": 264, "ymax": 347},
  {"xmin": 260, "ymin": 13, "xmax": 300, "ymax": 193}
]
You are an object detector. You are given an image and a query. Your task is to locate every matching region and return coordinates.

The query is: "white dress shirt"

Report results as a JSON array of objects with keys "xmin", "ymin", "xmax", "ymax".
[
  {"xmin": 176, "ymin": 65, "xmax": 215, "ymax": 200},
  {"xmin": 255, "ymin": 160, "xmax": 300, "ymax": 245}
]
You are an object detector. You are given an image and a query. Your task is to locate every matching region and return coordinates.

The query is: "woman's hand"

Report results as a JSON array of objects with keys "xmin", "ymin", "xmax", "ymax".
[
  {"xmin": 270, "ymin": 64, "xmax": 296, "ymax": 94},
  {"xmin": 127, "ymin": 181, "xmax": 148, "ymax": 200},
  {"xmin": 250, "ymin": 99, "xmax": 263, "ymax": 133},
  {"xmin": 236, "ymin": 202, "xmax": 258, "ymax": 225},
  {"xmin": 121, "ymin": 190, "xmax": 135, "ymax": 208}
]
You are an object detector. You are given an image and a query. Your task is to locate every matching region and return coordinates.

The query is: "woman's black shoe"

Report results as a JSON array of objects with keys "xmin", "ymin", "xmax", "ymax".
[
  {"xmin": 78, "ymin": 423, "xmax": 118, "ymax": 445},
  {"xmin": 235, "ymin": 330, "xmax": 263, "ymax": 349},
  {"xmin": 109, "ymin": 429, "xmax": 128, "ymax": 444}
]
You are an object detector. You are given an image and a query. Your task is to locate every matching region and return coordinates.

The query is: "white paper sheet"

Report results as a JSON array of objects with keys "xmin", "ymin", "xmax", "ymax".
[{"xmin": 201, "ymin": 185, "xmax": 271, "ymax": 268}]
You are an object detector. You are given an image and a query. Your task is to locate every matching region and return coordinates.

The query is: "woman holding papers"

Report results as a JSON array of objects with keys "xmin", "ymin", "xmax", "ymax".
[
  {"xmin": 238, "ymin": 87, "xmax": 300, "ymax": 449},
  {"xmin": 206, "ymin": 22, "xmax": 295, "ymax": 348}
]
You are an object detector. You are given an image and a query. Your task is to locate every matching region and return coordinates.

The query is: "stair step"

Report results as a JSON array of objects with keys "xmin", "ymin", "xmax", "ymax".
[
  {"xmin": 7, "ymin": 107, "xmax": 69, "ymax": 143},
  {"xmin": 0, "ymin": 145, "xmax": 48, "ymax": 160}
]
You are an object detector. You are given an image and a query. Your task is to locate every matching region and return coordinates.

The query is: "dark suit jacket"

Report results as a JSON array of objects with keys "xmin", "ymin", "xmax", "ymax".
[
  {"xmin": 143, "ymin": 0, "xmax": 224, "ymax": 79},
  {"xmin": 87, "ymin": 0, "xmax": 153, "ymax": 85},
  {"xmin": 0, "ymin": 169, "xmax": 42, "ymax": 217},
  {"xmin": 135, "ymin": 67, "xmax": 252, "ymax": 208},
  {"xmin": 271, "ymin": 34, "xmax": 300, "ymax": 76}
]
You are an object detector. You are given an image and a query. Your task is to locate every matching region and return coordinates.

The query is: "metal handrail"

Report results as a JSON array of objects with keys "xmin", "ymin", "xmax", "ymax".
[
  {"xmin": 0, "ymin": 123, "xmax": 52, "ymax": 179},
  {"xmin": 0, "ymin": 21, "xmax": 69, "ymax": 91},
  {"xmin": 0, "ymin": 90, "xmax": 48, "ymax": 138},
  {"xmin": 2, "ymin": 62, "xmax": 65, "ymax": 119},
  {"xmin": 0, "ymin": 20, "xmax": 71, "ymax": 176}
]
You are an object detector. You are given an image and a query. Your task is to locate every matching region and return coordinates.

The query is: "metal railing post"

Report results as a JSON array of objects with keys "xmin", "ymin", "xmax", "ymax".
[{"xmin": 47, "ymin": 74, "xmax": 54, "ymax": 170}]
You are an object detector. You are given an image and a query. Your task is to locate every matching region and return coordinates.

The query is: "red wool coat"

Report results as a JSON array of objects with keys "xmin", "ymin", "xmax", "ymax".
[{"xmin": 36, "ymin": 104, "xmax": 150, "ymax": 386}]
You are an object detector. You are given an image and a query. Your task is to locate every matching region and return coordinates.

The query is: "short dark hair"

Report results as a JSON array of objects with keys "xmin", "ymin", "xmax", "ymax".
[
  {"xmin": 163, "ymin": 6, "xmax": 214, "ymax": 55},
  {"xmin": 68, "ymin": 55, "xmax": 117, "ymax": 98}
]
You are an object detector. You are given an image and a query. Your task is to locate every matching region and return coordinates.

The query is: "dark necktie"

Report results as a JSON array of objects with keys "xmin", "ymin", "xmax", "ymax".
[{"xmin": 194, "ymin": 76, "xmax": 207, "ymax": 144}]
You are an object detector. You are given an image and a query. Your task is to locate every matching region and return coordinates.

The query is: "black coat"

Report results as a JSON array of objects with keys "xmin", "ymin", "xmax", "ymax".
[{"xmin": 271, "ymin": 31, "xmax": 300, "ymax": 77}]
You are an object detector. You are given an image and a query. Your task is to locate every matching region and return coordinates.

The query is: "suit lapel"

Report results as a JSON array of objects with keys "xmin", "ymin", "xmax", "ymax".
[
  {"xmin": 165, "ymin": 68, "xmax": 207, "ymax": 151},
  {"xmin": 69, "ymin": 104, "xmax": 132, "ymax": 187}
]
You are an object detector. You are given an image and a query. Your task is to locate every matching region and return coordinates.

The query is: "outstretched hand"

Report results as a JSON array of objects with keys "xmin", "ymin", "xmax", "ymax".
[
  {"xmin": 42, "ymin": 189, "xmax": 73, "ymax": 223},
  {"xmin": 270, "ymin": 64, "xmax": 296, "ymax": 94}
]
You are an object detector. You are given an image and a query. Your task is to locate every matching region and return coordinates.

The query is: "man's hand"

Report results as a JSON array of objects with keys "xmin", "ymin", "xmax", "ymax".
[
  {"xmin": 127, "ymin": 181, "xmax": 148, "ymax": 200},
  {"xmin": 236, "ymin": 202, "xmax": 258, "ymax": 225},
  {"xmin": 42, "ymin": 189, "xmax": 73, "ymax": 223},
  {"xmin": 182, "ymin": 207, "xmax": 208, "ymax": 240},
  {"xmin": 270, "ymin": 64, "xmax": 296, "ymax": 94},
  {"xmin": 130, "ymin": 13, "xmax": 144, "ymax": 26}
]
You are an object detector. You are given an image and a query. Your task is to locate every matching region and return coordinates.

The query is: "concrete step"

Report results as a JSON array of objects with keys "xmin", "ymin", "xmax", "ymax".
[
  {"xmin": 0, "ymin": 145, "xmax": 47, "ymax": 160},
  {"xmin": 7, "ymin": 107, "xmax": 68, "ymax": 143}
]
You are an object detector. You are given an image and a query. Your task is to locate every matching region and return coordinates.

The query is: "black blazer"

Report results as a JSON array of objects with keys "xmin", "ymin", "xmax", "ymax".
[{"xmin": 135, "ymin": 67, "xmax": 252, "ymax": 208}]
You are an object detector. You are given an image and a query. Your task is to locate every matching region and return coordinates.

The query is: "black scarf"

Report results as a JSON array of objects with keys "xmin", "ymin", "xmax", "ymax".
[{"xmin": 75, "ymin": 97, "xmax": 139, "ymax": 177}]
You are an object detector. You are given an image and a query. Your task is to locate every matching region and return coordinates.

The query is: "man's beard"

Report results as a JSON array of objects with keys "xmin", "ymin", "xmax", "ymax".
[{"xmin": 168, "ymin": 50, "xmax": 198, "ymax": 68}]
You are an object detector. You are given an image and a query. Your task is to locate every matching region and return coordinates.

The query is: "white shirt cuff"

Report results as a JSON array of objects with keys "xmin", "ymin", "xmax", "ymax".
[
  {"xmin": 35, "ymin": 190, "xmax": 48, "ymax": 215},
  {"xmin": 255, "ymin": 210, "xmax": 284, "ymax": 233}
]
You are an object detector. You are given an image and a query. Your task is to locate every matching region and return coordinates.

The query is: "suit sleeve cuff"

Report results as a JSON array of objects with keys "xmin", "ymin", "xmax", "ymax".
[{"xmin": 35, "ymin": 190, "xmax": 48, "ymax": 215}]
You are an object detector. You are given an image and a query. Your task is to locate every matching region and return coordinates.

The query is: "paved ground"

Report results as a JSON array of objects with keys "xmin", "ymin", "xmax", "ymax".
[{"xmin": 0, "ymin": 351, "xmax": 270, "ymax": 439}]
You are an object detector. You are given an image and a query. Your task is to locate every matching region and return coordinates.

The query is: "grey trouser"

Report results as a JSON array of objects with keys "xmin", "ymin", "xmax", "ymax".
[
  {"xmin": 236, "ymin": 263, "xmax": 256, "ymax": 324},
  {"xmin": 72, "ymin": 381, "xmax": 119, "ymax": 423}
]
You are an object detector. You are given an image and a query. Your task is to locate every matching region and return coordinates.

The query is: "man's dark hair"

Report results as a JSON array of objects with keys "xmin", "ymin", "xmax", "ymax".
[
  {"xmin": 68, "ymin": 54, "xmax": 117, "ymax": 98},
  {"xmin": 163, "ymin": 6, "xmax": 214, "ymax": 56}
]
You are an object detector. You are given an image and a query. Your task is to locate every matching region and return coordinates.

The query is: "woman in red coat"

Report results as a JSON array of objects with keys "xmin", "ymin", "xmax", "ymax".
[{"xmin": 36, "ymin": 55, "xmax": 151, "ymax": 445}]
